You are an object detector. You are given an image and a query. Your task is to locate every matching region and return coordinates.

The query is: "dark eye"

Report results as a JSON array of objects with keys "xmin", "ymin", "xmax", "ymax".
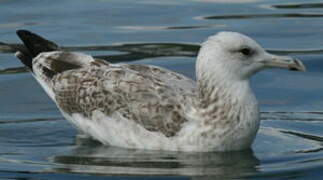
[{"xmin": 239, "ymin": 48, "xmax": 252, "ymax": 56}]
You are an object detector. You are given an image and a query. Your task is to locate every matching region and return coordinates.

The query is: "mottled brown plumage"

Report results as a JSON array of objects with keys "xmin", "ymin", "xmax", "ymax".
[{"xmin": 37, "ymin": 53, "xmax": 196, "ymax": 137}]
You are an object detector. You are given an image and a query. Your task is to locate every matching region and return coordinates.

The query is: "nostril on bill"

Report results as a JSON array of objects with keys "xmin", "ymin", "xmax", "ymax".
[{"xmin": 289, "ymin": 59, "xmax": 306, "ymax": 72}]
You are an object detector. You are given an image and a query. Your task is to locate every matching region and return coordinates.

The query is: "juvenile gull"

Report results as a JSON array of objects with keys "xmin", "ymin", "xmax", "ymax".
[{"xmin": 12, "ymin": 30, "xmax": 305, "ymax": 152}]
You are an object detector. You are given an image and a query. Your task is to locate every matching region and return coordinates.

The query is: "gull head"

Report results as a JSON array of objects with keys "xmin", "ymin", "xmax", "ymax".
[{"xmin": 196, "ymin": 32, "xmax": 306, "ymax": 81}]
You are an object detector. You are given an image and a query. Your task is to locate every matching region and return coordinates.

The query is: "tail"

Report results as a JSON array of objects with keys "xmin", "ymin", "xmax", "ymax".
[{"xmin": 15, "ymin": 30, "xmax": 60, "ymax": 72}]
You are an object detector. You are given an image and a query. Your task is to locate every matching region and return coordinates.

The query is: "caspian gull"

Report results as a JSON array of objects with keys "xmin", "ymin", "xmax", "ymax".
[{"xmin": 11, "ymin": 30, "xmax": 305, "ymax": 152}]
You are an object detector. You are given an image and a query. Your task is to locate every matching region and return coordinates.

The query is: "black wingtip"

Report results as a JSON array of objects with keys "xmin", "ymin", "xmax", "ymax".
[
  {"xmin": 16, "ymin": 29, "xmax": 60, "ymax": 57},
  {"xmin": 14, "ymin": 30, "xmax": 60, "ymax": 72},
  {"xmin": 16, "ymin": 29, "xmax": 31, "ymax": 38}
]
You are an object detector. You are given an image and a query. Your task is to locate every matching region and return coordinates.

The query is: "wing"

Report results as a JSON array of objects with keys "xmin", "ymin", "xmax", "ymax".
[
  {"xmin": 13, "ymin": 30, "xmax": 197, "ymax": 137},
  {"xmin": 49, "ymin": 56, "xmax": 196, "ymax": 137}
]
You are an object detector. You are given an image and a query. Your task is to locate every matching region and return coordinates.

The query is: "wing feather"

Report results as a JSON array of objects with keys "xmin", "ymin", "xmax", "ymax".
[
  {"xmin": 13, "ymin": 30, "xmax": 197, "ymax": 137},
  {"xmin": 49, "ymin": 58, "xmax": 196, "ymax": 137}
]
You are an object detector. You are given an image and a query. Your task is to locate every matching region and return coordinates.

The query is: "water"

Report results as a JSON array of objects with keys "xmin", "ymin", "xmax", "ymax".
[{"xmin": 1, "ymin": 0, "xmax": 323, "ymax": 179}]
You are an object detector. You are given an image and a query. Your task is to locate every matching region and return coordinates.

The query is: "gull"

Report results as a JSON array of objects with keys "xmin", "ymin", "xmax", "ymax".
[{"xmin": 11, "ymin": 30, "xmax": 305, "ymax": 152}]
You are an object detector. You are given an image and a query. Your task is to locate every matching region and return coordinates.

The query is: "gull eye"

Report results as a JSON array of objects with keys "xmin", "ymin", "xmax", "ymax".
[{"xmin": 239, "ymin": 48, "xmax": 252, "ymax": 56}]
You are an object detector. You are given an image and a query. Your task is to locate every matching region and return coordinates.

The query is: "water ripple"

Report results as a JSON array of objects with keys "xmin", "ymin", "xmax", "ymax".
[
  {"xmin": 280, "ymin": 130, "xmax": 323, "ymax": 142},
  {"xmin": 261, "ymin": 112, "xmax": 323, "ymax": 122},
  {"xmin": 50, "ymin": 146, "xmax": 259, "ymax": 176},
  {"xmin": 272, "ymin": 3, "xmax": 323, "ymax": 9},
  {"xmin": 0, "ymin": 117, "xmax": 62, "ymax": 125},
  {"xmin": 200, "ymin": 13, "xmax": 323, "ymax": 20},
  {"xmin": 118, "ymin": 25, "xmax": 218, "ymax": 31}
]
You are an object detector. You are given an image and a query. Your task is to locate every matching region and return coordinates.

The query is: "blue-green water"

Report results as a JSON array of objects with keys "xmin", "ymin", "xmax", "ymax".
[{"xmin": 1, "ymin": 0, "xmax": 323, "ymax": 179}]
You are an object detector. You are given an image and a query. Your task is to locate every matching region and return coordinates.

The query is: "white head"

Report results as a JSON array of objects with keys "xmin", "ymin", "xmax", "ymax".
[{"xmin": 196, "ymin": 32, "xmax": 305, "ymax": 82}]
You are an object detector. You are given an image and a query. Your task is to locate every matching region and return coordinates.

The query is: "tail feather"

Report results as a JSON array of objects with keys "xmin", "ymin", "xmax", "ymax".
[{"xmin": 15, "ymin": 30, "xmax": 60, "ymax": 72}]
